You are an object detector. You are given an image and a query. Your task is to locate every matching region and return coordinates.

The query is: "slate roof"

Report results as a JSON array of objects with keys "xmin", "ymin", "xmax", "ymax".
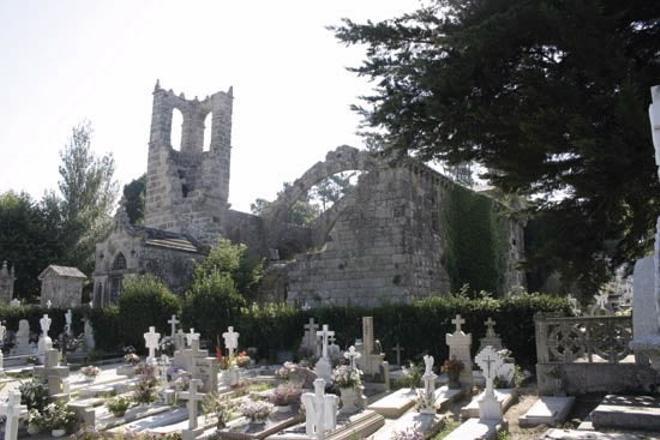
[
  {"xmin": 140, "ymin": 226, "xmax": 202, "ymax": 253},
  {"xmin": 38, "ymin": 265, "xmax": 87, "ymax": 280}
]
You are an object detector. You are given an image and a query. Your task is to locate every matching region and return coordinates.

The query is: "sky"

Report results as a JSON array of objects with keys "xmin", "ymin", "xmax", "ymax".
[{"xmin": 0, "ymin": 1, "xmax": 419, "ymax": 213}]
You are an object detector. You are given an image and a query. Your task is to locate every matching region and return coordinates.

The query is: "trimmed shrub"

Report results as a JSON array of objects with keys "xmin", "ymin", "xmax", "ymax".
[{"xmin": 118, "ymin": 274, "xmax": 180, "ymax": 350}]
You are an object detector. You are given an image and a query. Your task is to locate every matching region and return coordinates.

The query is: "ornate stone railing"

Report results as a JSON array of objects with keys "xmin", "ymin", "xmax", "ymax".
[{"xmin": 535, "ymin": 313, "xmax": 633, "ymax": 364}]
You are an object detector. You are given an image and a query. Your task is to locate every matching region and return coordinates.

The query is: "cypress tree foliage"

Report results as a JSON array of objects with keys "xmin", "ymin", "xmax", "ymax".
[{"xmin": 333, "ymin": 0, "xmax": 660, "ymax": 291}]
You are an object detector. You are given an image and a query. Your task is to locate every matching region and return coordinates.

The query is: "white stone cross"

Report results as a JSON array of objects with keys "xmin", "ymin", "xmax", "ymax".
[
  {"xmin": 222, "ymin": 326, "xmax": 240, "ymax": 357},
  {"xmin": 392, "ymin": 343, "xmax": 404, "ymax": 365},
  {"xmin": 168, "ymin": 314, "xmax": 179, "ymax": 339},
  {"xmin": 420, "ymin": 354, "xmax": 437, "ymax": 414},
  {"xmin": 180, "ymin": 378, "xmax": 204, "ymax": 430},
  {"xmin": 65, "ymin": 309, "xmax": 73, "ymax": 336},
  {"xmin": 160, "ymin": 354, "xmax": 170, "ymax": 384},
  {"xmin": 46, "ymin": 299, "xmax": 52, "ymax": 309},
  {"xmin": 344, "ymin": 345, "xmax": 361, "ymax": 370},
  {"xmin": 484, "ymin": 317, "xmax": 497, "ymax": 338},
  {"xmin": 316, "ymin": 324, "xmax": 335, "ymax": 360},
  {"xmin": 302, "ymin": 378, "xmax": 338, "ymax": 439},
  {"xmin": 452, "ymin": 314, "xmax": 465, "ymax": 333},
  {"xmin": 0, "ymin": 323, "xmax": 6, "ymax": 345},
  {"xmin": 0, "ymin": 390, "xmax": 27, "ymax": 440},
  {"xmin": 144, "ymin": 326, "xmax": 161, "ymax": 364},
  {"xmin": 40, "ymin": 314, "xmax": 52, "ymax": 336},
  {"xmin": 186, "ymin": 328, "xmax": 199, "ymax": 347},
  {"xmin": 475, "ymin": 346, "xmax": 504, "ymax": 394}
]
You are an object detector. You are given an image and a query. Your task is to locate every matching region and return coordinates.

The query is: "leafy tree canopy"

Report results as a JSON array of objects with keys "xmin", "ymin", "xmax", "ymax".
[
  {"xmin": 333, "ymin": 0, "xmax": 660, "ymax": 290},
  {"xmin": 123, "ymin": 174, "xmax": 146, "ymax": 225}
]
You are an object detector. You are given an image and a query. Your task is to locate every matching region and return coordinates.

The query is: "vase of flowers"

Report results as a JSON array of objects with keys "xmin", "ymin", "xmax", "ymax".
[
  {"xmin": 27, "ymin": 409, "xmax": 45, "ymax": 435},
  {"xmin": 43, "ymin": 402, "xmax": 77, "ymax": 437},
  {"xmin": 442, "ymin": 357, "xmax": 464, "ymax": 389},
  {"xmin": 332, "ymin": 365, "xmax": 363, "ymax": 414},
  {"xmin": 239, "ymin": 400, "xmax": 273, "ymax": 425},
  {"xmin": 80, "ymin": 365, "xmax": 100, "ymax": 383},
  {"xmin": 106, "ymin": 396, "xmax": 131, "ymax": 418},
  {"xmin": 118, "ymin": 352, "xmax": 141, "ymax": 377},
  {"xmin": 235, "ymin": 351, "xmax": 251, "ymax": 368}
]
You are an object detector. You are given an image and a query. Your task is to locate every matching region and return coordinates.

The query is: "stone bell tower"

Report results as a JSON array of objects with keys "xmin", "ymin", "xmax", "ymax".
[{"xmin": 144, "ymin": 80, "xmax": 233, "ymax": 242}]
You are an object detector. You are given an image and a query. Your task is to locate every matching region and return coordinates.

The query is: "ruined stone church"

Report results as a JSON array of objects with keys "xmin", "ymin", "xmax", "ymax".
[{"xmin": 92, "ymin": 82, "xmax": 526, "ymax": 308}]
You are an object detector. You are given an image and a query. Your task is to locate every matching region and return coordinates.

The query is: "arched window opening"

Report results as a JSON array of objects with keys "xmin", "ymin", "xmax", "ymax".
[
  {"xmin": 112, "ymin": 252, "xmax": 127, "ymax": 271},
  {"xmin": 202, "ymin": 112, "xmax": 213, "ymax": 151},
  {"xmin": 171, "ymin": 108, "xmax": 184, "ymax": 150}
]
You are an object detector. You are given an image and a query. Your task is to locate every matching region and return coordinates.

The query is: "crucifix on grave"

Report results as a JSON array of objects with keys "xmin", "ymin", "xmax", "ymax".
[
  {"xmin": 186, "ymin": 328, "xmax": 197, "ymax": 348},
  {"xmin": 0, "ymin": 390, "xmax": 27, "ymax": 440},
  {"xmin": 180, "ymin": 378, "xmax": 205, "ymax": 431},
  {"xmin": 303, "ymin": 317, "xmax": 320, "ymax": 356},
  {"xmin": 475, "ymin": 346, "xmax": 504, "ymax": 421},
  {"xmin": 344, "ymin": 345, "xmax": 361, "ymax": 370},
  {"xmin": 34, "ymin": 349, "xmax": 70, "ymax": 396},
  {"xmin": 445, "ymin": 314, "xmax": 473, "ymax": 387},
  {"xmin": 168, "ymin": 314, "xmax": 180, "ymax": 339},
  {"xmin": 222, "ymin": 326, "xmax": 240, "ymax": 357},
  {"xmin": 314, "ymin": 325, "xmax": 334, "ymax": 384},
  {"xmin": 302, "ymin": 378, "xmax": 339, "ymax": 439},
  {"xmin": 144, "ymin": 326, "xmax": 161, "ymax": 364},
  {"xmin": 37, "ymin": 314, "xmax": 53, "ymax": 363},
  {"xmin": 391, "ymin": 343, "xmax": 404, "ymax": 366},
  {"xmin": 64, "ymin": 309, "xmax": 73, "ymax": 337},
  {"xmin": 478, "ymin": 317, "xmax": 503, "ymax": 352}
]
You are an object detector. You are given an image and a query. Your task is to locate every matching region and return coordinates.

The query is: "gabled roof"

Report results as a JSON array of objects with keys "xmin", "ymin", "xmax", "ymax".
[{"xmin": 38, "ymin": 265, "xmax": 87, "ymax": 280}]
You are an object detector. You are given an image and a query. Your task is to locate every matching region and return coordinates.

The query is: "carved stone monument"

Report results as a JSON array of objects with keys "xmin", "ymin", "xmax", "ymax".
[
  {"xmin": 446, "ymin": 314, "xmax": 473, "ymax": 387},
  {"xmin": 357, "ymin": 316, "xmax": 386, "ymax": 377},
  {"xmin": 302, "ymin": 378, "xmax": 339, "ymax": 439}
]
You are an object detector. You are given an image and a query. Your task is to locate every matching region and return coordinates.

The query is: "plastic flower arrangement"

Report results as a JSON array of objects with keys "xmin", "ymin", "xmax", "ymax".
[
  {"xmin": 235, "ymin": 351, "xmax": 251, "ymax": 368},
  {"xmin": 239, "ymin": 400, "xmax": 273, "ymax": 423},
  {"xmin": 133, "ymin": 363, "xmax": 159, "ymax": 404},
  {"xmin": 202, "ymin": 392, "xmax": 236, "ymax": 429},
  {"xmin": 216, "ymin": 348, "xmax": 234, "ymax": 370},
  {"xmin": 106, "ymin": 395, "xmax": 132, "ymax": 417},
  {"xmin": 172, "ymin": 373, "xmax": 191, "ymax": 392},
  {"xmin": 269, "ymin": 383, "xmax": 302, "ymax": 406},
  {"xmin": 124, "ymin": 353, "xmax": 141, "ymax": 366},
  {"xmin": 80, "ymin": 365, "xmax": 100, "ymax": 378},
  {"xmin": 441, "ymin": 357, "xmax": 465, "ymax": 375},
  {"xmin": 42, "ymin": 401, "xmax": 78, "ymax": 433},
  {"xmin": 332, "ymin": 365, "xmax": 362, "ymax": 389}
]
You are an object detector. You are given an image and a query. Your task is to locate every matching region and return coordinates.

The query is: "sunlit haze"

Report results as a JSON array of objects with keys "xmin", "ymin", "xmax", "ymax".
[{"xmin": 0, "ymin": 1, "xmax": 416, "ymax": 212}]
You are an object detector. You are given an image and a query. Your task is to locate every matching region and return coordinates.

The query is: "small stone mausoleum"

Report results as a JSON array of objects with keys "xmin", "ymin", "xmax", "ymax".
[{"xmin": 38, "ymin": 265, "xmax": 87, "ymax": 308}]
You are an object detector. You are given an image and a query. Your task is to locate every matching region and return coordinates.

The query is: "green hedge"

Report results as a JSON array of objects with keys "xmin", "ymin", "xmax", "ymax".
[{"xmin": 0, "ymin": 292, "xmax": 568, "ymax": 368}]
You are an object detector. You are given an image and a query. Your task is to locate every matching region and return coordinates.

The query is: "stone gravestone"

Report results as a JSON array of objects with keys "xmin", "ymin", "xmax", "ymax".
[
  {"xmin": 82, "ymin": 317, "xmax": 95, "ymax": 351},
  {"xmin": 446, "ymin": 314, "xmax": 473, "ymax": 387},
  {"xmin": 222, "ymin": 326, "xmax": 240, "ymax": 357},
  {"xmin": 475, "ymin": 346, "xmax": 504, "ymax": 422},
  {"xmin": 180, "ymin": 378, "xmax": 205, "ymax": 440},
  {"xmin": 64, "ymin": 309, "xmax": 73, "ymax": 337},
  {"xmin": 33, "ymin": 349, "xmax": 70, "ymax": 396},
  {"xmin": 632, "ymin": 256, "xmax": 655, "ymax": 365},
  {"xmin": 629, "ymin": 85, "xmax": 660, "ymax": 367},
  {"xmin": 0, "ymin": 323, "xmax": 5, "ymax": 374},
  {"xmin": 37, "ymin": 314, "xmax": 53, "ymax": 363},
  {"xmin": 392, "ymin": 343, "xmax": 404, "ymax": 366},
  {"xmin": 0, "ymin": 390, "xmax": 27, "ymax": 440},
  {"xmin": 357, "ymin": 316, "xmax": 386, "ymax": 377},
  {"xmin": 184, "ymin": 333, "xmax": 219, "ymax": 393},
  {"xmin": 168, "ymin": 314, "xmax": 180, "ymax": 340},
  {"xmin": 302, "ymin": 378, "xmax": 339, "ymax": 439},
  {"xmin": 314, "ymin": 325, "xmax": 334, "ymax": 384},
  {"xmin": 301, "ymin": 317, "xmax": 320, "ymax": 357},
  {"xmin": 478, "ymin": 317, "xmax": 503, "ymax": 352},
  {"xmin": 420, "ymin": 355, "xmax": 437, "ymax": 414},
  {"xmin": 11, "ymin": 319, "xmax": 32, "ymax": 356},
  {"xmin": 144, "ymin": 326, "xmax": 161, "ymax": 365}
]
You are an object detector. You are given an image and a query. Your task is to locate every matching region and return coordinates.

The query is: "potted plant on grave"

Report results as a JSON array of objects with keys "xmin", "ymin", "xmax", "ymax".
[
  {"xmin": 106, "ymin": 395, "xmax": 132, "ymax": 418},
  {"xmin": 43, "ymin": 401, "xmax": 78, "ymax": 437},
  {"xmin": 118, "ymin": 346, "xmax": 141, "ymax": 377},
  {"xmin": 216, "ymin": 347, "xmax": 239, "ymax": 386},
  {"xmin": 202, "ymin": 392, "xmax": 236, "ymax": 429},
  {"xmin": 269, "ymin": 383, "xmax": 303, "ymax": 413},
  {"xmin": 332, "ymin": 364, "xmax": 363, "ymax": 413},
  {"xmin": 27, "ymin": 409, "xmax": 46, "ymax": 435},
  {"xmin": 235, "ymin": 351, "xmax": 251, "ymax": 369},
  {"xmin": 442, "ymin": 357, "xmax": 464, "ymax": 389},
  {"xmin": 133, "ymin": 363, "xmax": 159, "ymax": 405},
  {"xmin": 239, "ymin": 400, "xmax": 273, "ymax": 426},
  {"xmin": 80, "ymin": 365, "xmax": 100, "ymax": 383}
]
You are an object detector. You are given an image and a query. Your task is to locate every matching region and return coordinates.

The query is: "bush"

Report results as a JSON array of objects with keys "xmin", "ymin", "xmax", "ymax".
[
  {"xmin": 19, "ymin": 380, "xmax": 49, "ymax": 412},
  {"xmin": 182, "ymin": 271, "xmax": 246, "ymax": 345},
  {"xmin": 118, "ymin": 275, "xmax": 180, "ymax": 350}
]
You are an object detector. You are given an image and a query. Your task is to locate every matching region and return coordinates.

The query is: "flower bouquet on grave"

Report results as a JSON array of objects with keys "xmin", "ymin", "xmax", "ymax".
[
  {"xmin": 239, "ymin": 400, "xmax": 273, "ymax": 425},
  {"xmin": 43, "ymin": 401, "xmax": 77, "ymax": 437},
  {"xmin": 159, "ymin": 336, "xmax": 175, "ymax": 357},
  {"xmin": 235, "ymin": 351, "xmax": 251, "ymax": 368},
  {"xmin": 80, "ymin": 365, "xmax": 100, "ymax": 382},
  {"xmin": 216, "ymin": 346, "xmax": 234, "ymax": 370},
  {"xmin": 27, "ymin": 409, "xmax": 46, "ymax": 435},
  {"xmin": 400, "ymin": 361, "xmax": 422, "ymax": 388},
  {"xmin": 269, "ymin": 383, "xmax": 303, "ymax": 412},
  {"xmin": 202, "ymin": 392, "xmax": 236, "ymax": 429},
  {"xmin": 123, "ymin": 352, "xmax": 141, "ymax": 366},
  {"xmin": 391, "ymin": 427, "xmax": 425, "ymax": 440},
  {"xmin": 133, "ymin": 363, "xmax": 159, "ymax": 405},
  {"xmin": 442, "ymin": 357, "xmax": 464, "ymax": 389},
  {"xmin": 172, "ymin": 371, "xmax": 192, "ymax": 392},
  {"xmin": 332, "ymin": 364, "xmax": 362, "ymax": 390},
  {"xmin": 106, "ymin": 395, "xmax": 132, "ymax": 418}
]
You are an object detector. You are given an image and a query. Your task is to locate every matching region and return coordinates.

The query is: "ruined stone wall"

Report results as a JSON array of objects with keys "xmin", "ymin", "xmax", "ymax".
[
  {"xmin": 141, "ymin": 246, "xmax": 202, "ymax": 294},
  {"xmin": 144, "ymin": 83, "xmax": 233, "ymax": 243},
  {"xmin": 285, "ymin": 164, "xmax": 452, "ymax": 307}
]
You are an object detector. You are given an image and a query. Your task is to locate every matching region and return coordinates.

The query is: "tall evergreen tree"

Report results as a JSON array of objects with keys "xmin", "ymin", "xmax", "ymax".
[{"xmin": 334, "ymin": 0, "xmax": 660, "ymax": 291}]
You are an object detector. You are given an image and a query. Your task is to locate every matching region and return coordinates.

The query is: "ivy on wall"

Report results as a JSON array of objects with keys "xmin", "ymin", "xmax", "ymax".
[{"xmin": 440, "ymin": 184, "xmax": 510, "ymax": 295}]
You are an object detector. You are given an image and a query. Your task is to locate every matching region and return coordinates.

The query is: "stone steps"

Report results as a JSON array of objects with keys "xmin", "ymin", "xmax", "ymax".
[{"xmin": 590, "ymin": 394, "xmax": 660, "ymax": 432}]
